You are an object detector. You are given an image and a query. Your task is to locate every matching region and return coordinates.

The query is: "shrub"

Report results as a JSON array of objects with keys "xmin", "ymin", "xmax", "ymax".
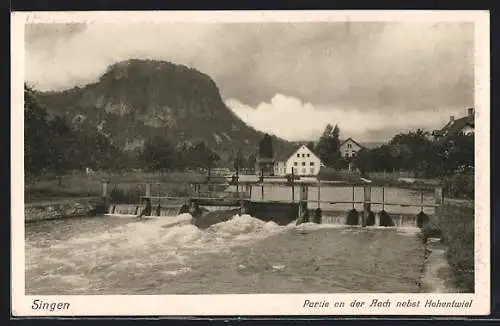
[
  {"xmin": 443, "ymin": 173, "xmax": 474, "ymax": 200},
  {"xmin": 438, "ymin": 203, "xmax": 474, "ymax": 292},
  {"xmin": 421, "ymin": 219, "xmax": 442, "ymax": 244}
]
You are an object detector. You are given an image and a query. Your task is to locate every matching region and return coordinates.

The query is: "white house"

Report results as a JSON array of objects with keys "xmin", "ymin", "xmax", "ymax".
[
  {"xmin": 339, "ymin": 138, "xmax": 364, "ymax": 158},
  {"xmin": 273, "ymin": 144, "xmax": 323, "ymax": 177}
]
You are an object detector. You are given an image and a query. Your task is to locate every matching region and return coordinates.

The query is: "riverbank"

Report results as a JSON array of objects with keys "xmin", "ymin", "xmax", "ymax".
[
  {"xmin": 25, "ymin": 197, "xmax": 107, "ymax": 223},
  {"xmin": 438, "ymin": 199, "xmax": 475, "ymax": 293}
]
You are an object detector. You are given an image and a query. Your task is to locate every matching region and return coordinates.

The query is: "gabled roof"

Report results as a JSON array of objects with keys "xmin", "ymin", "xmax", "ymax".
[
  {"xmin": 339, "ymin": 137, "xmax": 364, "ymax": 149},
  {"xmin": 434, "ymin": 114, "xmax": 474, "ymax": 143},
  {"xmin": 274, "ymin": 144, "xmax": 319, "ymax": 162}
]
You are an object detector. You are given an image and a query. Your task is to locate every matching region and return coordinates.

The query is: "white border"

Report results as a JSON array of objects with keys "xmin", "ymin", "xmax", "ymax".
[{"xmin": 11, "ymin": 10, "xmax": 490, "ymax": 316}]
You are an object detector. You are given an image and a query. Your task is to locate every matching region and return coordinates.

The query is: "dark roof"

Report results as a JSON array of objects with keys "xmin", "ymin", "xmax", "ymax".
[
  {"xmin": 275, "ymin": 144, "xmax": 319, "ymax": 161},
  {"xmin": 434, "ymin": 114, "xmax": 474, "ymax": 143},
  {"xmin": 339, "ymin": 137, "xmax": 364, "ymax": 149}
]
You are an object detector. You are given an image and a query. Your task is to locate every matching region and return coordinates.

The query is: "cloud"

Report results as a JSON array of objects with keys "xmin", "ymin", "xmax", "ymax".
[
  {"xmin": 25, "ymin": 22, "xmax": 473, "ymax": 112},
  {"xmin": 226, "ymin": 94, "xmax": 465, "ymax": 142},
  {"xmin": 24, "ymin": 21, "xmax": 474, "ymax": 141}
]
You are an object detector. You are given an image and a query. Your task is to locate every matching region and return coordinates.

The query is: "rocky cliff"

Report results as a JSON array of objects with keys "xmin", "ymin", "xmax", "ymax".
[{"xmin": 33, "ymin": 59, "xmax": 293, "ymax": 161}]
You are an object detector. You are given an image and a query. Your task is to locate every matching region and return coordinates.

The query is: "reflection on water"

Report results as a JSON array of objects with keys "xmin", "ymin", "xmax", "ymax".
[{"xmin": 26, "ymin": 213, "xmax": 424, "ymax": 294}]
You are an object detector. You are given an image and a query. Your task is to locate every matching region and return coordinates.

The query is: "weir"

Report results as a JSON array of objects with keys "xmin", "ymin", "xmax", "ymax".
[{"xmin": 102, "ymin": 174, "xmax": 443, "ymax": 229}]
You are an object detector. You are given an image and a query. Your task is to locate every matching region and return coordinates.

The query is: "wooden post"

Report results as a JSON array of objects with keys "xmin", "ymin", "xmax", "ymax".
[
  {"xmin": 317, "ymin": 178, "xmax": 321, "ymax": 209},
  {"xmin": 145, "ymin": 183, "xmax": 151, "ymax": 198},
  {"xmin": 236, "ymin": 160, "xmax": 240, "ymax": 197},
  {"xmin": 101, "ymin": 180, "xmax": 109, "ymax": 198},
  {"xmin": 420, "ymin": 189, "xmax": 424, "ymax": 212},
  {"xmin": 261, "ymin": 169, "xmax": 264, "ymax": 201},
  {"xmin": 298, "ymin": 184, "xmax": 308, "ymax": 222},
  {"xmin": 156, "ymin": 182, "xmax": 161, "ymax": 205},
  {"xmin": 362, "ymin": 186, "xmax": 371, "ymax": 227},
  {"xmin": 434, "ymin": 186, "xmax": 443, "ymax": 217},
  {"xmin": 351, "ymin": 185, "xmax": 355, "ymax": 210}
]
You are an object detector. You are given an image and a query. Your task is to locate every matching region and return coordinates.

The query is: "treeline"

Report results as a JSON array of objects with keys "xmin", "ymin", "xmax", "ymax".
[
  {"xmin": 312, "ymin": 124, "xmax": 474, "ymax": 178},
  {"xmin": 354, "ymin": 129, "xmax": 474, "ymax": 178},
  {"xmin": 24, "ymin": 85, "xmax": 235, "ymax": 181},
  {"xmin": 25, "ymin": 85, "xmax": 123, "ymax": 180}
]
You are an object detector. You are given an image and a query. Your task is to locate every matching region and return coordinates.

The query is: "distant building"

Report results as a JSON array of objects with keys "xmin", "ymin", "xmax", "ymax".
[
  {"xmin": 339, "ymin": 138, "xmax": 364, "ymax": 158},
  {"xmin": 273, "ymin": 144, "xmax": 323, "ymax": 177},
  {"xmin": 433, "ymin": 108, "xmax": 475, "ymax": 142}
]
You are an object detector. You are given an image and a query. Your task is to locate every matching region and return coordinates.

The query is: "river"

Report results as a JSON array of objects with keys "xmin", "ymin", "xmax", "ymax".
[{"xmin": 26, "ymin": 213, "xmax": 425, "ymax": 295}]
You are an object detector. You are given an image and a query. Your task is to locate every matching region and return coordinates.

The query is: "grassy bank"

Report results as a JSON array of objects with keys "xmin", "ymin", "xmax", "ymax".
[
  {"xmin": 25, "ymin": 171, "xmax": 207, "ymax": 203},
  {"xmin": 436, "ymin": 200, "xmax": 474, "ymax": 293}
]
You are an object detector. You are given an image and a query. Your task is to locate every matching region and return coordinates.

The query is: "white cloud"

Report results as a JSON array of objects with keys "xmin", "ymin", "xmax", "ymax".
[{"xmin": 226, "ymin": 94, "xmax": 465, "ymax": 142}]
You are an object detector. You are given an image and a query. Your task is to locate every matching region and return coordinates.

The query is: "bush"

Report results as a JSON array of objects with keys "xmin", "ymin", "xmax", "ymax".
[
  {"xmin": 443, "ymin": 173, "xmax": 474, "ymax": 200},
  {"xmin": 438, "ymin": 203, "xmax": 474, "ymax": 292},
  {"xmin": 421, "ymin": 219, "xmax": 442, "ymax": 243}
]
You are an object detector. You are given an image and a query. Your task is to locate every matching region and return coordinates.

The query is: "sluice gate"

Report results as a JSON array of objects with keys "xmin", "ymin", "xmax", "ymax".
[{"xmin": 100, "ymin": 172, "xmax": 443, "ymax": 229}]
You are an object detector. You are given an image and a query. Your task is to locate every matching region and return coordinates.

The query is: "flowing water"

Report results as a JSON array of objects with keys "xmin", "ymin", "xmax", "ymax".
[{"xmin": 26, "ymin": 213, "xmax": 425, "ymax": 294}]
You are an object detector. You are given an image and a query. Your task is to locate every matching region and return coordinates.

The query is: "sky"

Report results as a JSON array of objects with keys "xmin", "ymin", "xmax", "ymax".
[{"xmin": 25, "ymin": 21, "xmax": 475, "ymax": 142}]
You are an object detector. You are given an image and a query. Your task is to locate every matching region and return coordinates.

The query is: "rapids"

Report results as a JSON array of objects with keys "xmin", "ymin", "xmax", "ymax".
[{"xmin": 26, "ymin": 213, "xmax": 425, "ymax": 294}]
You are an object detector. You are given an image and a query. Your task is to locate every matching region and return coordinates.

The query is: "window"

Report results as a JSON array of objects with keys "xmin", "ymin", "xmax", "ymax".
[
  {"xmin": 310, "ymin": 168, "xmax": 315, "ymax": 174},
  {"xmin": 302, "ymin": 162, "xmax": 306, "ymax": 166},
  {"xmin": 307, "ymin": 154, "xmax": 310, "ymax": 157},
  {"xmin": 310, "ymin": 162, "xmax": 315, "ymax": 166},
  {"xmin": 345, "ymin": 153, "xmax": 350, "ymax": 158},
  {"xmin": 302, "ymin": 154, "xmax": 305, "ymax": 157},
  {"xmin": 294, "ymin": 162, "xmax": 298, "ymax": 166},
  {"xmin": 297, "ymin": 154, "xmax": 300, "ymax": 158}
]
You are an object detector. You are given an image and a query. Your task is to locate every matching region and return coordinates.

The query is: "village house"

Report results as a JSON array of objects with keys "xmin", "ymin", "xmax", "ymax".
[
  {"xmin": 433, "ymin": 107, "xmax": 475, "ymax": 142},
  {"xmin": 273, "ymin": 144, "xmax": 323, "ymax": 177},
  {"xmin": 339, "ymin": 137, "xmax": 364, "ymax": 159}
]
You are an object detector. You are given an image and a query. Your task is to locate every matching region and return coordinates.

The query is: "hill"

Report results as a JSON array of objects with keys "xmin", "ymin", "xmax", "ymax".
[{"xmin": 31, "ymin": 59, "xmax": 294, "ymax": 165}]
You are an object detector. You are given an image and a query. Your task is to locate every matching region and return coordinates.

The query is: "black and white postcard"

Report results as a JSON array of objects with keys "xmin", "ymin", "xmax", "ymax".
[{"xmin": 11, "ymin": 10, "xmax": 490, "ymax": 316}]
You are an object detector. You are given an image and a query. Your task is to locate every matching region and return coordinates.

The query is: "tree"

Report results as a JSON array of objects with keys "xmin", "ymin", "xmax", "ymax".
[
  {"xmin": 315, "ymin": 124, "xmax": 341, "ymax": 167},
  {"xmin": 258, "ymin": 133, "xmax": 274, "ymax": 158},
  {"xmin": 233, "ymin": 148, "xmax": 246, "ymax": 171},
  {"xmin": 440, "ymin": 134, "xmax": 474, "ymax": 174},
  {"xmin": 187, "ymin": 141, "xmax": 220, "ymax": 169},
  {"xmin": 306, "ymin": 141, "xmax": 316, "ymax": 152},
  {"xmin": 247, "ymin": 153, "xmax": 257, "ymax": 171},
  {"xmin": 24, "ymin": 85, "xmax": 54, "ymax": 180},
  {"xmin": 140, "ymin": 136, "xmax": 175, "ymax": 173}
]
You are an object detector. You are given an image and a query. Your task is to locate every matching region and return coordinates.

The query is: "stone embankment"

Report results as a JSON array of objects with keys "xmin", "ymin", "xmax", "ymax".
[{"xmin": 25, "ymin": 197, "xmax": 107, "ymax": 222}]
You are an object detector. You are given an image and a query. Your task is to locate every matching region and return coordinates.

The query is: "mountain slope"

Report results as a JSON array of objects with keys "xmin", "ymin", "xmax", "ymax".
[{"xmin": 32, "ymin": 59, "xmax": 293, "ymax": 163}]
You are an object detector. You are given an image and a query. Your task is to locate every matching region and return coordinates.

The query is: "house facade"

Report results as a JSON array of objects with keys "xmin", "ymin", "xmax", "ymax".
[
  {"xmin": 339, "ymin": 138, "xmax": 364, "ymax": 158},
  {"xmin": 274, "ymin": 145, "xmax": 322, "ymax": 177}
]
